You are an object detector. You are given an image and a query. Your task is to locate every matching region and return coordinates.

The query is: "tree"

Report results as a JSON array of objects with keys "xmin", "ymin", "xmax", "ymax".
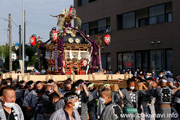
[{"xmin": 0, "ymin": 44, "xmax": 9, "ymax": 71}]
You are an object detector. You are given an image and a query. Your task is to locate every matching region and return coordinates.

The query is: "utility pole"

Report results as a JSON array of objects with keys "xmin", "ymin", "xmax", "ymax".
[
  {"xmin": 22, "ymin": 0, "xmax": 24, "ymax": 73},
  {"xmin": 24, "ymin": 10, "xmax": 26, "ymax": 72},
  {"xmin": 9, "ymin": 14, "xmax": 12, "ymax": 72},
  {"xmin": 19, "ymin": 25, "xmax": 21, "ymax": 60}
]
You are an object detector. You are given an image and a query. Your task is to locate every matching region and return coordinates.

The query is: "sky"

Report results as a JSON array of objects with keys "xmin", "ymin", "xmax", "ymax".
[{"xmin": 0, "ymin": 0, "xmax": 73, "ymax": 45}]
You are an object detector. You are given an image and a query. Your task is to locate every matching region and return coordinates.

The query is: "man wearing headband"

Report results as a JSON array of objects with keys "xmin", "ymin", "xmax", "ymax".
[
  {"xmin": 151, "ymin": 78, "xmax": 180, "ymax": 120},
  {"xmin": 22, "ymin": 81, "xmax": 44, "ymax": 120},
  {"xmin": 50, "ymin": 92, "xmax": 81, "ymax": 120},
  {"xmin": 103, "ymin": 84, "xmax": 111, "ymax": 89},
  {"xmin": 97, "ymin": 83, "xmax": 122, "ymax": 119},
  {"xmin": 87, "ymin": 83, "xmax": 100, "ymax": 120},
  {"xmin": 24, "ymin": 81, "xmax": 34, "ymax": 97},
  {"xmin": 59, "ymin": 78, "xmax": 73, "ymax": 95},
  {"xmin": 47, "ymin": 79, "xmax": 55, "ymax": 85},
  {"xmin": 72, "ymin": 79, "xmax": 93, "ymax": 120},
  {"xmin": 39, "ymin": 84, "xmax": 63, "ymax": 120}
]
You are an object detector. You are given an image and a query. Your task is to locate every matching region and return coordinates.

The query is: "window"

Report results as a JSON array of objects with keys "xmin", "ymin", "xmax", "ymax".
[
  {"xmin": 82, "ymin": 23, "xmax": 89, "ymax": 35},
  {"xmin": 135, "ymin": 51, "xmax": 149, "ymax": 70},
  {"xmin": 117, "ymin": 53, "xmax": 123, "ymax": 71},
  {"xmin": 135, "ymin": 52, "xmax": 142, "ymax": 69},
  {"xmin": 89, "ymin": 21, "xmax": 98, "ymax": 35},
  {"xmin": 166, "ymin": 2, "xmax": 172, "ymax": 22},
  {"xmin": 136, "ymin": 8, "xmax": 149, "ymax": 27},
  {"xmin": 117, "ymin": 15, "xmax": 123, "ymax": 30},
  {"xmin": 122, "ymin": 12, "xmax": 135, "ymax": 29},
  {"xmin": 102, "ymin": 53, "xmax": 111, "ymax": 70},
  {"xmin": 118, "ymin": 49, "xmax": 172, "ymax": 73},
  {"xmin": 149, "ymin": 4, "xmax": 165, "ymax": 24},
  {"xmin": 78, "ymin": 0, "xmax": 96, "ymax": 6},
  {"xmin": 82, "ymin": 0, "xmax": 89, "ymax": 5},
  {"xmin": 166, "ymin": 50, "xmax": 173, "ymax": 71},
  {"xmin": 86, "ymin": 17, "xmax": 110, "ymax": 35},
  {"xmin": 149, "ymin": 50, "xmax": 166, "ymax": 71},
  {"xmin": 98, "ymin": 18, "xmax": 111, "ymax": 33},
  {"xmin": 167, "ymin": 13, "xmax": 172, "ymax": 22},
  {"xmin": 123, "ymin": 52, "xmax": 134, "ymax": 71},
  {"xmin": 107, "ymin": 17, "xmax": 111, "ymax": 33},
  {"xmin": 89, "ymin": 0, "xmax": 96, "ymax": 3},
  {"xmin": 78, "ymin": 0, "xmax": 82, "ymax": 6},
  {"xmin": 117, "ymin": 2, "xmax": 172, "ymax": 30},
  {"xmin": 98, "ymin": 19, "xmax": 106, "ymax": 33}
]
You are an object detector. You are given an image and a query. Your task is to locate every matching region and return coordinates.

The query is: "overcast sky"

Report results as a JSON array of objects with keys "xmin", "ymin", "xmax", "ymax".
[{"xmin": 0, "ymin": 0, "xmax": 73, "ymax": 45}]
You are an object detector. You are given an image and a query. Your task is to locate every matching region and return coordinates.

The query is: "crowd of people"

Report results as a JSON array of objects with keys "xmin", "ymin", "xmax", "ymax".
[{"xmin": 0, "ymin": 69, "xmax": 180, "ymax": 120}]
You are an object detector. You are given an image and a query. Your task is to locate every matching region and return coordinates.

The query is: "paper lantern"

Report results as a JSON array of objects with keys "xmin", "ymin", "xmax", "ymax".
[
  {"xmin": 49, "ymin": 60, "xmax": 55, "ymax": 64},
  {"xmin": 50, "ymin": 29, "xmax": 58, "ymax": 41},
  {"xmin": 69, "ymin": 6, "xmax": 76, "ymax": 18},
  {"xmin": 30, "ymin": 36, "xmax": 36, "ymax": 46},
  {"xmin": 103, "ymin": 34, "xmax": 111, "ymax": 45},
  {"xmin": 81, "ymin": 59, "xmax": 88, "ymax": 67},
  {"xmin": 63, "ymin": 60, "xmax": 67, "ymax": 68}
]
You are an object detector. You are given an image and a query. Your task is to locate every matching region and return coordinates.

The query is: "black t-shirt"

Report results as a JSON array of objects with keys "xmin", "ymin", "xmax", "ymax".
[{"xmin": 3, "ymin": 108, "xmax": 15, "ymax": 120}]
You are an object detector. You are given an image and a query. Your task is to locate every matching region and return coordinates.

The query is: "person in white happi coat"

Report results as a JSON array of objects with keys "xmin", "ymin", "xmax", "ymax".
[{"xmin": 0, "ymin": 86, "xmax": 24, "ymax": 120}]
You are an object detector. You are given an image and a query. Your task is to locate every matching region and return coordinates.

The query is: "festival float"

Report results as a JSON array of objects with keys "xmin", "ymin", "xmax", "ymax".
[{"xmin": 30, "ymin": 6, "xmax": 111, "ymax": 75}]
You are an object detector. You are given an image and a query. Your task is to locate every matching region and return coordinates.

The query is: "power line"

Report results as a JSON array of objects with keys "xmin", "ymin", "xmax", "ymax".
[
  {"xmin": 26, "ymin": 20, "xmax": 55, "ymax": 27},
  {"xmin": 26, "ymin": 24, "xmax": 51, "ymax": 30},
  {"xmin": 11, "ymin": 19, "xmax": 19, "ymax": 28}
]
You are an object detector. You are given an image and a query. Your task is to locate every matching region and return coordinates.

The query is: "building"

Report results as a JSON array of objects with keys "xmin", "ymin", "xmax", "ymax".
[{"xmin": 74, "ymin": 0, "xmax": 180, "ymax": 76}]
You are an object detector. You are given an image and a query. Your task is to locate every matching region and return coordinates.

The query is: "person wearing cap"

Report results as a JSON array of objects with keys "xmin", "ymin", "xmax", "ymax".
[
  {"xmin": 151, "ymin": 78, "xmax": 180, "ymax": 120},
  {"xmin": 119, "ymin": 78, "xmax": 148, "ymax": 120},
  {"xmin": 49, "ymin": 92, "xmax": 81, "ymax": 120},
  {"xmin": 72, "ymin": 79, "xmax": 93, "ymax": 120},
  {"xmin": 0, "ymin": 86, "xmax": 24, "ymax": 120},
  {"xmin": 137, "ymin": 71, "xmax": 146, "ymax": 82}
]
